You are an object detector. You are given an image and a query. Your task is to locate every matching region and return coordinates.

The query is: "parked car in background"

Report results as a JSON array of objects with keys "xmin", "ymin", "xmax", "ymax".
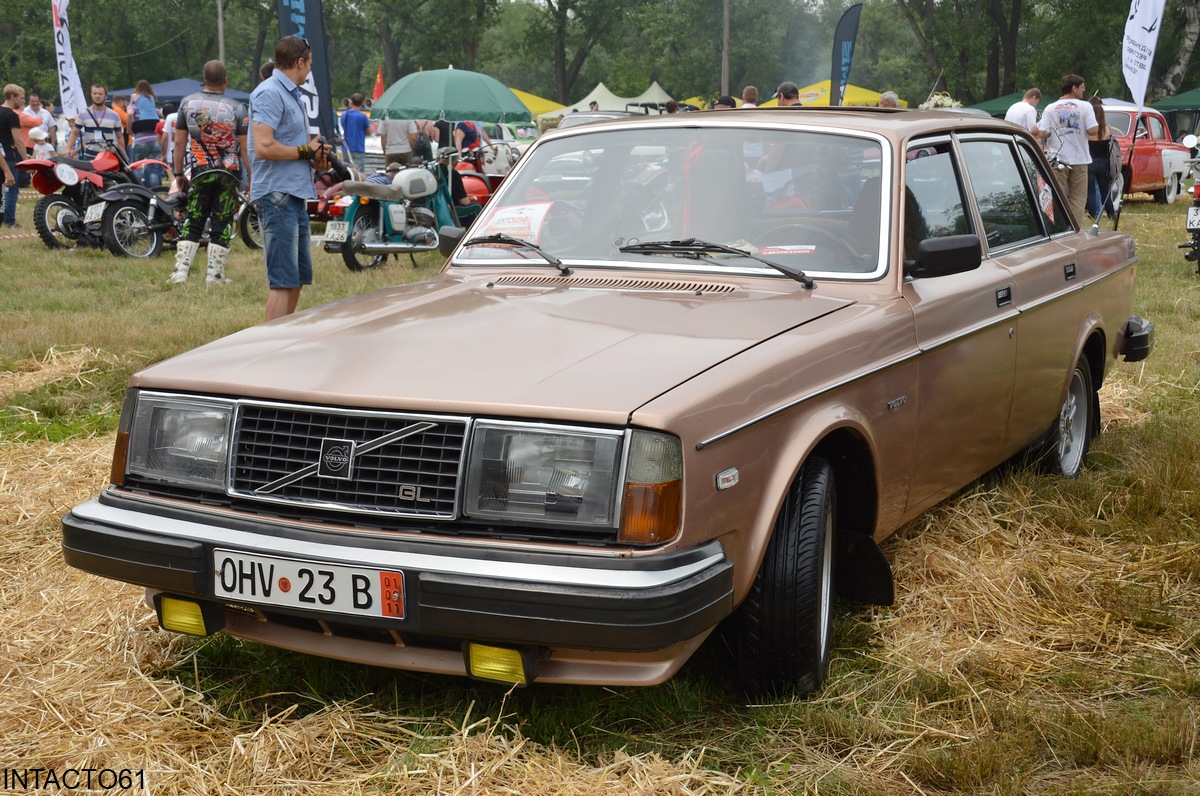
[
  {"xmin": 63, "ymin": 108, "xmax": 1153, "ymax": 696},
  {"xmin": 485, "ymin": 122, "xmax": 541, "ymax": 154},
  {"xmin": 1103, "ymin": 104, "xmax": 1190, "ymax": 204},
  {"xmin": 555, "ymin": 109, "xmax": 639, "ymax": 129}
]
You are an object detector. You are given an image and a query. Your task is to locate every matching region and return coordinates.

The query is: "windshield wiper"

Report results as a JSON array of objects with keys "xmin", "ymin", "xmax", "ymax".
[
  {"xmin": 617, "ymin": 237, "xmax": 814, "ymax": 289},
  {"xmin": 464, "ymin": 233, "xmax": 572, "ymax": 276}
]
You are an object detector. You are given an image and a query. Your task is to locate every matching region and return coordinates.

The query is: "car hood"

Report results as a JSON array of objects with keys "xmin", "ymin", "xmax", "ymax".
[{"xmin": 135, "ymin": 273, "xmax": 853, "ymax": 424}]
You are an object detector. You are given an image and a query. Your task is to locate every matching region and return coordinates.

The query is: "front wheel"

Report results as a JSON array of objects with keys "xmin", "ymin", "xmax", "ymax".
[
  {"xmin": 341, "ymin": 210, "xmax": 388, "ymax": 272},
  {"xmin": 738, "ymin": 456, "xmax": 837, "ymax": 697},
  {"xmin": 102, "ymin": 200, "xmax": 163, "ymax": 258},
  {"xmin": 238, "ymin": 202, "xmax": 263, "ymax": 250},
  {"xmin": 1041, "ymin": 357, "xmax": 1094, "ymax": 478},
  {"xmin": 34, "ymin": 194, "xmax": 83, "ymax": 249}
]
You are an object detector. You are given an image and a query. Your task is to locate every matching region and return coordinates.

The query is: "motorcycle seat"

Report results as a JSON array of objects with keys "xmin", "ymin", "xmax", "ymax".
[
  {"xmin": 341, "ymin": 179, "xmax": 409, "ymax": 203},
  {"xmin": 52, "ymin": 155, "xmax": 98, "ymax": 171}
]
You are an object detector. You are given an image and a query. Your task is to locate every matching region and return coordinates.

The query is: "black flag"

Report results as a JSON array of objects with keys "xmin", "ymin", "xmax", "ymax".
[
  {"xmin": 275, "ymin": 0, "xmax": 338, "ymax": 142},
  {"xmin": 829, "ymin": 3, "xmax": 863, "ymax": 108}
]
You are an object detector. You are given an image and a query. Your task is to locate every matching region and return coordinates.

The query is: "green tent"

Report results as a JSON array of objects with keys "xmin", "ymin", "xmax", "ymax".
[
  {"xmin": 970, "ymin": 91, "xmax": 1053, "ymax": 118},
  {"xmin": 1151, "ymin": 87, "xmax": 1200, "ymax": 112}
]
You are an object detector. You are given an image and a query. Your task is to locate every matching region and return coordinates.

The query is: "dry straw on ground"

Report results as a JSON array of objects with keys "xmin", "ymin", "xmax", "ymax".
[{"xmin": 3, "ymin": 351, "xmax": 1196, "ymax": 793}]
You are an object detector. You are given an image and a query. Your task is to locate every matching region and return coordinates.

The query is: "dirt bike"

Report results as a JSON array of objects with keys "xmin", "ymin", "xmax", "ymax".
[
  {"xmin": 322, "ymin": 161, "xmax": 442, "ymax": 271},
  {"xmin": 1179, "ymin": 134, "xmax": 1200, "ymax": 275},
  {"xmin": 94, "ymin": 172, "xmax": 191, "ymax": 258},
  {"xmin": 237, "ymin": 147, "xmax": 354, "ymax": 250},
  {"xmin": 16, "ymin": 147, "xmax": 167, "ymax": 250}
]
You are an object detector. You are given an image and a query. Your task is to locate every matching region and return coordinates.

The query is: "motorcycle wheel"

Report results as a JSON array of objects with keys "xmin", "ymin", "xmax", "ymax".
[
  {"xmin": 34, "ymin": 194, "xmax": 83, "ymax": 249},
  {"xmin": 239, "ymin": 203, "xmax": 263, "ymax": 250},
  {"xmin": 102, "ymin": 200, "xmax": 163, "ymax": 258},
  {"xmin": 341, "ymin": 211, "xmax": 388, "ymax": 272}
]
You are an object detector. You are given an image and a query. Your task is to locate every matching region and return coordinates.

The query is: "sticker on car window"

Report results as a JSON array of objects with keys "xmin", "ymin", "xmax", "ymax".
[
  {"xmin": 759, "ymin": 245, "xmax": 817, "ymax": 256},
  {"xmin": 480, "ymin": 202, "xmax": 553, "ymax": 243},
  {"xmin": 1036, "ymin": 173, "xmax": 1055, "ymax": 225}
]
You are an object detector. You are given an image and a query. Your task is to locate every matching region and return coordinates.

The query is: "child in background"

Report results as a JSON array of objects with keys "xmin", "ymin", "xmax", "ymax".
[{"xmin": 29, "ymin": 127, "xmax": 54, "ymax": 159}]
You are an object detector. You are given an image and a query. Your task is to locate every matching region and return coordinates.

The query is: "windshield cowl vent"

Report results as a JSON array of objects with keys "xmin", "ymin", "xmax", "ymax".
[{"xmin": 491, "ymin": 275, "xmax": 738, "ymax": 293}]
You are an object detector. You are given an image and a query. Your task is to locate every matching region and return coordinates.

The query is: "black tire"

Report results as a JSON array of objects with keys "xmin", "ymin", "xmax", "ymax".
[
  {"xmin": 34, "ymin": 194, "xmax": 82, "ymax": 249},
  {"xmin": 341, "ymin": 210, "xmax": 388, "ymax": 272},
  {"xmin": 1040, "ymin": 356, "xmax": 1094, "ymax": 478},
  {"xmin": 738, "ymin": 456, "xmax": 837, "ymax": 697},
  {"xmin": 238, "ymin": 203, "xmax": 263, "ymax": 250},
  {"xmin": 102, "ymin": 200, "xmax": 163, "ymax": 258}
]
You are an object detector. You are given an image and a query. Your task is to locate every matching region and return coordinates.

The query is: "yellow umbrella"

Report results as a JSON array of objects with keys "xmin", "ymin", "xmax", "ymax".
[{"xmin": 510, "ymin": 88, "xmax": 565, "ymax": 116}]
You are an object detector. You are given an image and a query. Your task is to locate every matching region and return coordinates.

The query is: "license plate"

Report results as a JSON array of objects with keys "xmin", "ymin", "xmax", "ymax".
[
  {"xmin": 324, "ymin": 220, "xmax": 349, "ymax": 243},
  {"xmin": 1188, "ymin": 206, "xmax": 1200, "ymax": 231},
  {"xmin": 212, "ymin": 549, "xmax": 405, "ymax": 619},
  {"xmin": 83, "ymin": 201, "xmax": 105, "ymax": 225}
]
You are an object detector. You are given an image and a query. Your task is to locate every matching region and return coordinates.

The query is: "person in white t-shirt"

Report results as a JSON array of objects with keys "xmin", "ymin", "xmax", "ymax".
[
  {"xmin": 1035, "ymin": 74, "xmax": 1097, "ymax": 225},
  {"xmin": 1004, "ymin": 87, "xmax": 1041, "ymax": 131}
]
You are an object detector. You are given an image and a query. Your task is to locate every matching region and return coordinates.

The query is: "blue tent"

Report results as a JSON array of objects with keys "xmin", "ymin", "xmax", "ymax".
[{"xmin": 113, "ymin": 78, "xmax": 251, "ymax": 105}]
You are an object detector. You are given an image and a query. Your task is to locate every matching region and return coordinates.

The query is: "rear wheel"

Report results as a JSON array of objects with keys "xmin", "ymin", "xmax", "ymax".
[
  {"xmin": 102, "ymin": 200, "xmax": 163, "ymax": 258},
  {"xmin": 341, "ymin": 210, "xmax": 388, "ymax": 271},
  {"xmin": 34, "ymin": 195, "xmax": 82, "ymax": 249},
  {"xmin": 1040, "ymin": 356, "xmax": 1094, "ymax": 478},
  {"xmin": 238, "ymin": 202, "xmax": 263, "ymax": 250},
  {"xmin": 738, "ymin": 457, "xmax": 837, "ymax": 697}
]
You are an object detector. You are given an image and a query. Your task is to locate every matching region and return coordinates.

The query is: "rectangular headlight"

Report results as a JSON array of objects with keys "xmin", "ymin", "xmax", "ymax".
[
  {"xmin": 125, "ymin": 393, "xmax": 234, "ymax": 491},
  {"xmin": 464, "ymin": 422, "xmax": 623, "ymax": 526}
]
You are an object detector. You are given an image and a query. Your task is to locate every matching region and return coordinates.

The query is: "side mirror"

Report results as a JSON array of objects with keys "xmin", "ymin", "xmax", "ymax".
[
  {"xmin": 906, "ymin": 234, "xmax": 982, "ymax": 278},
  {"xmin": 438, "ymin": 224, "xmax": 465, "ymax": 257}
]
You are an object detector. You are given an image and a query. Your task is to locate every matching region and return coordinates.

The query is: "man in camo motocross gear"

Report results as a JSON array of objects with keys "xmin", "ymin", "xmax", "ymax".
[{"xmin": 168, "ymin": 60, "xmax": 251, "ymax": 285}]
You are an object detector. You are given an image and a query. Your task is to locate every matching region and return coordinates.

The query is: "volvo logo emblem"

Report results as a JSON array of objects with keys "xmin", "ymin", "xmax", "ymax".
[{"xmin": 318, "ymin": 438, "xmax": 356, "ymax": 480}]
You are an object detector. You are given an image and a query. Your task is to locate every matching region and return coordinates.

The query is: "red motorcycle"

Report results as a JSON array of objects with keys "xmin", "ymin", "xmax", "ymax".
[{"xmin": 16, "ymin": 148, "xmax": 169, "ymax": 250}]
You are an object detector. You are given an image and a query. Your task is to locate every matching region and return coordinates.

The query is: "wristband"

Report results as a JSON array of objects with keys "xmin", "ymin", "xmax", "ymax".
[{"xmin": 298, "ymin": 144, "xmax": 314, "ymax": 160}]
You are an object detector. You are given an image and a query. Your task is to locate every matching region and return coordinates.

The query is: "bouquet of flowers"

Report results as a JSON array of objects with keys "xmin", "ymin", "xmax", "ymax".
[{"xmin": 918, "ymin": 92, "xmax": 963, "ymax": 110}]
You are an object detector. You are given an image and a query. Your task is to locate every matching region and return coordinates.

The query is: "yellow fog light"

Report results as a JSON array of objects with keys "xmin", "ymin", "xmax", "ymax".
[
  {"xmin": 464, "ymin": 643, "xmax": 539, "ymax": 686},
  {"xmin": 154, "ymin": 594, "xmax": 223, "ymax": 636}
]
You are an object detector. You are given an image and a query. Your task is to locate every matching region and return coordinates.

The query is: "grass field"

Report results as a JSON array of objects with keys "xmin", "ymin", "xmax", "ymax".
[{"xmin": 2, "ymin": 192, "xmax": 1199, "ymax": 795}]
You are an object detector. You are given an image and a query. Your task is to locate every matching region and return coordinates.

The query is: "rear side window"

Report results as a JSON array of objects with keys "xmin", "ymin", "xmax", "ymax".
[
  {"xmin": 1015, "ymin": 144, "xmax": 1072, "ymax": 235},
  {"xmin": 960, "ymin": 139, "xmax": 1042, "ymax": 250},
  {"xmin": 903, "ymin": 141, "xmax": 970, "ymax": 260}
]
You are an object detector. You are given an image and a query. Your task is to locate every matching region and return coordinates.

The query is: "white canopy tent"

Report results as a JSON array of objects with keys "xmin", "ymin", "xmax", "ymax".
[{"xmin": 539, "ymin": 81, "xmax": 676, "ymax": 120}]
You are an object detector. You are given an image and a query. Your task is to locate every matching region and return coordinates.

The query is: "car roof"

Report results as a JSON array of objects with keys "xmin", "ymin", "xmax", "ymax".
[{"xmin": 546, "ymin": 106, "xmax": 1035, "ymax": 143}]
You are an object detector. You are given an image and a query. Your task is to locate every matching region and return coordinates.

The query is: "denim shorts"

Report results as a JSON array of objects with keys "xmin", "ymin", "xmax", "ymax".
[{"xmin": 258, "ymin": 191, "xmax": 312, "ymax": 289}]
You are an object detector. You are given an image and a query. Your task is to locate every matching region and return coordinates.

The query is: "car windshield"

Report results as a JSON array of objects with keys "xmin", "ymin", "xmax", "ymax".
[{"xmin": 456, "ymin": 125, "xmax": 889, "ymax": 279}]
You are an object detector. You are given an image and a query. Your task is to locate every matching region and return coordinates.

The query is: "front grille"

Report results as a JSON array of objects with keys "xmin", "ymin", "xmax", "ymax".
[{"xmin": 230, "ymin": 402, "xmax": 466, "ymax": 519}]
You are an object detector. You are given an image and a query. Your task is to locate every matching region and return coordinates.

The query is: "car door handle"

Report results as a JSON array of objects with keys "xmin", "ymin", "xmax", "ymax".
[
  {"xmin": 1064, "ymin": 263, "xmax": 1077, "ymax": 281},
  {"xmin": 996, "ymin": 286, "xmax": 1013, "ymax": 307}
]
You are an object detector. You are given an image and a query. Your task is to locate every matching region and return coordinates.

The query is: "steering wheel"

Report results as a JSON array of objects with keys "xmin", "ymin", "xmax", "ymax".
[{"xmin": 757, "ymin": 223, "xmax": 863, "ymax": 270}]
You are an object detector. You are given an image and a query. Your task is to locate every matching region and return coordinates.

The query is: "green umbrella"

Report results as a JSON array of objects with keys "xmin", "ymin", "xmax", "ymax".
[{"xmin": 373, "ymin": 68, "xmax": 532, "ymax": 124}]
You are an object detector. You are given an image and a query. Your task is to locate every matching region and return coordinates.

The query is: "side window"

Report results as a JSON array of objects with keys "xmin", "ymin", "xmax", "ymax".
[
  {"xmin": 1148, "ymin": 115, "xmax": 1167, "ymax": 140},
  {"xmin": 960, "ymin": 140, "xmax": 1042, "ymax": 249},
  {"xmin": 1016, "ymin": 144, "xmax": 1072, "ymax": 235},
  {"xmin": 903, "ymin": 141, "xmax": 970, "ymax": 260}
]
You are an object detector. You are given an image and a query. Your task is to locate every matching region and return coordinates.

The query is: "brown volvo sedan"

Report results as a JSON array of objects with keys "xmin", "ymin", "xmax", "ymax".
[{"xmin": 63, "ymin": 108, "xmax": 1154, "ymax": 695}]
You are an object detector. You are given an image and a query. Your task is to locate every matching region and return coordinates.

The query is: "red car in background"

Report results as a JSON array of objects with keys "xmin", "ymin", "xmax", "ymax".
[{"xmin": 1103, "ymin": 105, "xmax": 1190, "ymax": 205}]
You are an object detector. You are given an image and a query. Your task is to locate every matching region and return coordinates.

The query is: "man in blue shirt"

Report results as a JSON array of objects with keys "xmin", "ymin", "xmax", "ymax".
[
  {"xmin": 340, "ymin": 93, "xmax": 370, "ymax": 173},
  {"xmin": 249, "ymin": 35, "xmax": 330, "ymax": 321}
]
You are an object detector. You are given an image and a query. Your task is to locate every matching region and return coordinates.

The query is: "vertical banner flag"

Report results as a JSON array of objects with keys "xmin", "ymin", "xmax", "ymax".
[
  {"xmin": 829, "ymin": 3, "xmax": 863, "ymax": 107},
  {"xmin": 51, "ymin": 0, "xmax": 86, "ymax": 120},
  {"xmin": 1123, "ymin": 0, "xmax": 1167, "ymax": 108},
  {"xmin": 372, "ymin": 65, "xmax": 385, "ymax": 102},
  {"xmin": 276, "ymin": 0, "xmax": 337, "ymax": 141}
]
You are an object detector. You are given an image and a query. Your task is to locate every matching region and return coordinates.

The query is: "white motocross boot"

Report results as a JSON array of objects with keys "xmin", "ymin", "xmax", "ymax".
[
  {"xmin": 167, "ymin": 240, "xmax": 199, "ymax": 284},
  {"xmin": 205, "ymin": 243, "xmax": 232, "ymax": 285}
]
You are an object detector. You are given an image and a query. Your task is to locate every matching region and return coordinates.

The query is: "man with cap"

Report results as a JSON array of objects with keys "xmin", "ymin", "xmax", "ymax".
[
  {"xmin": 714, "ymin": 95, "xmax": 737, "ymax": 109},
  {"xmin": 775, "ymin": 82, "xmax": 801, "ymax": 107}
]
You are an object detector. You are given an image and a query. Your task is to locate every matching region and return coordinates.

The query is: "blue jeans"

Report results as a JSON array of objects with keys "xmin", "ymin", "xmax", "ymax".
[
  {"xmin": 258, "ymin": 191, "xmax": 312, "ymax": 289},
  {"xmin": 3, "ymin": 182, "xmax": 16, "ymax": 226},
  {"xmin": 129, "ymin": 140, "xmax": 163, "ymax": 188},
  {"xmin": 1086, "ymin": 160, "xmax": 1114, "ymax": 220}
]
